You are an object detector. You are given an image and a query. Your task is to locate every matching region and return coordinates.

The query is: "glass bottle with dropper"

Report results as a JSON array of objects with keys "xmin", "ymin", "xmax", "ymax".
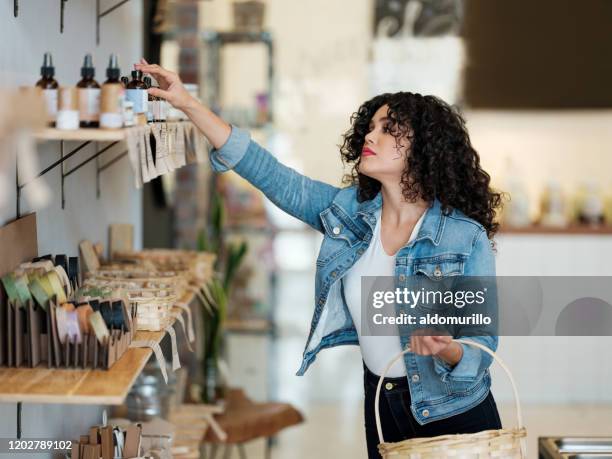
[
  {"xmin": 104, "ymin": 54, "xmax": 121, "ymax": 84},
  {"xmin": 143, "ymin": 76, "xmax": 154, "ymax": 123},
  {"xmin": 76, "ymin": 54, "xmax": 101, "ymax": 128},
  {"xmin": 35, "ymin": 52, "xmax": 59, "ymax": 126},
  {"xmin": 126, "ymin": 70, "xmax": 148, "ymax": 126},
  {"xmin": 100, "ymin": 54, "xmax": 124, "ymax": 129}
]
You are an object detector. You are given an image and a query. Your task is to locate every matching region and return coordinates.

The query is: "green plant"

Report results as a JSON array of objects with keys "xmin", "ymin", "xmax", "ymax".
[{"xmin": 196, "ymin": 191, "xmax": 249, "ymax": 402}]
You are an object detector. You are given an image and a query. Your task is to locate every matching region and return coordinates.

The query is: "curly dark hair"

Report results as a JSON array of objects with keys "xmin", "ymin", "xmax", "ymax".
[{"xmin": 340, "ymin": 92, "xmax": 504, "ymax": 239}]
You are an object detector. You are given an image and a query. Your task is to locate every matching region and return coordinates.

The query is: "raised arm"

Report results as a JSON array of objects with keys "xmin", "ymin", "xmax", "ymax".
[{"xmin": 134, "ymin": 61, "xmax": 341, "ymax": 233}]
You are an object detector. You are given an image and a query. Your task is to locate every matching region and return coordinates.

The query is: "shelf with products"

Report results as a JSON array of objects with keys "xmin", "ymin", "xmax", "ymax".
[
  {"xmin": 16, "ymin": 120, "xmax": 206, "ymax": 218},
  {"xmin": 499, "ymin": 224, "xmax": 612, "ymax": 235},
  {"xmin": 33, "ymin": 121, "xmax": 191, "ymax": 142},
  {"xmin": 0, "ymin": 290, "xmax": 195, "ymax": 405}
]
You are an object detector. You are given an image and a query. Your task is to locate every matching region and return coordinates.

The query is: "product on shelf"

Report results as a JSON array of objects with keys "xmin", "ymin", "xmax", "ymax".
[
  {"xmin": 71, "ymin": 420, "xmax": 148, "ymax": 459},
  {"xmin": 575, "ymin": 180, "xmax": 605, "ymax": 226},
  {"xmin": 126, "ymin": 70, "xmax": 148, "ymax": 126},
  {"xmin": 80, "ymin": 244, "xmax": 215, "ymax": 333},
  {"xmin": 0, "ymin": 255, "xmax": 136, "ymax": 370},
  {"xmin": 539, "ymin": 180, "xmax": 568, "ymax": 227},
  {"xmin": 35, "ymin": 52, "xmax": 59, "ymax": 126},
  {"xmin": 144, "ymin": 76, "xmax": 154, "ymax": 123},
  {"xmin": 56, "ymin": 86, "xmax": 80, "ymax": 130},
  {"xmin": 77, "ymin": 54, "xmax": 101, "ymax": 128},
  {"xmin": 100, "ymin": 54, "xmax": 124, "ymax": 129}
]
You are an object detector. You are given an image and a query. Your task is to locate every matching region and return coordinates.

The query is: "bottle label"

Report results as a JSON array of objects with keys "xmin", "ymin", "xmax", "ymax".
[
  {"xmin": 126, "ymin": 89, "xmax": 148, "ymax": 114},
  {"xmin": 78, "ymin": 88, "xmax": 101, "ymax": 122},
  {"xmin": 43, "ymin": 89, "xmax": 58, "ymax": 120}
]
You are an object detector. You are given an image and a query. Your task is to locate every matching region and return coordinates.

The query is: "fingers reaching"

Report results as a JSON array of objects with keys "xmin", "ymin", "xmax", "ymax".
[
  {"xmin": 148, "ymin": 87, "xmax": 171, "ymax": 101},
  {"xmin": 134, "ymin": 63, "xmax": 175, "ymax": 85}
]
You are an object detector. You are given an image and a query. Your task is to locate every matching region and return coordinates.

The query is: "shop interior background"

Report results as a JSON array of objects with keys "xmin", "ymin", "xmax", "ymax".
[{"xmin": 1, "ymin": 0, "xmax": 612, "ymax": 457}]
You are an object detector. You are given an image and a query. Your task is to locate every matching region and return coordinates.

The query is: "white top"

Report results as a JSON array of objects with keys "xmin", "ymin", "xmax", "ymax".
[{"xmin": 344, "ymin": 208, "xmax": 426, "ymax": 377}]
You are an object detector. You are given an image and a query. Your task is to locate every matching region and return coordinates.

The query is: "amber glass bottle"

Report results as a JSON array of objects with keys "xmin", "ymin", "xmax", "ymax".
[
  {"xmin": 126, "ymin": 70, "xmax": 148, "ymax": 126},
  {"xmin": 76, "ymin": 54, "xmax": 101, "ymax": 128},
  {"xmin": 35, "ymin": 52, "xmax": 59, "ymax": 126}
]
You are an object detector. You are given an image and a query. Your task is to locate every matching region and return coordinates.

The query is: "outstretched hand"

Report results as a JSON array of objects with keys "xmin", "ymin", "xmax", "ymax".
[{"xmin": 134, "ymin": 58, "xmax": 195, "ymax": 111}]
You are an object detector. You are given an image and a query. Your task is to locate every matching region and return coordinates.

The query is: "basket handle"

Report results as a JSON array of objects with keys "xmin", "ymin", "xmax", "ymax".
[{"xmin": 374, "ymin": 338, "xmax": 524, "ymax": 445}]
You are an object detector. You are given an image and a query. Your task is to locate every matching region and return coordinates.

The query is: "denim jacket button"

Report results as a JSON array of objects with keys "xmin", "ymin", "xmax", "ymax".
[
  {"xmin": 385, "ymin": 382, "xmax": 394, "ymax": 391},
  {"xmin": 411, "ymin": 374, "xmax": 420, "ymax": 382},
  {"xmin": 331, "ymin": 271, "xmax": 337, "ymax": 278},
  {"xmin": 332, "ymin": 226, "xmax": 341, "ymax": 235},
  {"xmin": 398, "ymin": 274, "xmax": 406, "ymax": 282},
  {"xmin": 318, "ymin": 298, "xmax": 324, "ymax": 306},
  {"xmin": 433, "ymin": 266, "xmax": 442, "ymax": 278},
  {"xmin": 422, "ymin": 409, "xmax": 430, "ymax": 417}
]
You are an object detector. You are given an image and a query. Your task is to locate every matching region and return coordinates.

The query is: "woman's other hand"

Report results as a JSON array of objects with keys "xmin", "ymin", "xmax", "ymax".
[
  {"xmin": 134, "ymin": 58, "xmax": 195, "ymax": 111},
  {"xmin": 410, "ymin": 333, "xmax": 463, "ymax": 367}
]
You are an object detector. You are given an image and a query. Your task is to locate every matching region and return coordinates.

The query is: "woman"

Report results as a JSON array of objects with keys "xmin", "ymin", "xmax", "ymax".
[{"xmin": 136, "ymin": 60, "xmax": 504, "ymax": 458}]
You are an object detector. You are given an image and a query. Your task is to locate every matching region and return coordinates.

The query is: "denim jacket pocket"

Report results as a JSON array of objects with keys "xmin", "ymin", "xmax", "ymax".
[
  {"xmin": 316, "ymin": 208, "xmax": 361, "ymax": 267},
  {"xmin": 447, "ymin": 370, "xmax": 487, "ymax": 396},
  {"xmin": 319, "ymin": 208, "xmax": 361, "ymax": 247},
  {"xmin": 412, "ymin": 255, "xmax": 465, "ymax": 280},
  {"xmin": 409, "ymin": 255, "xmax": 465, "ymax": 312}
]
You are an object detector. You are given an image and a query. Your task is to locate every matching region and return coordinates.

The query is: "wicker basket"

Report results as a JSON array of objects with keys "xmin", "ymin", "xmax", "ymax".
[
  {"xmin": 375, "ymin": 339, "xmax": 527, "ymax": 458},
  {"xmin": 128, "ymin": 290, "xmax": 178, "ymax": 332}
]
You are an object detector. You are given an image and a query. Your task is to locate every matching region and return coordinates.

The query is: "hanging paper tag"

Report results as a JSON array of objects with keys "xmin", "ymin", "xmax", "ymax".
[
  {"xmin": 164, "ymin": 324, "xmax": 181, "ymax": 371},
  {"xmin": 174, "ymin": 301, "xmax": 195, "ymax": 343},
  {"xmin": 144, "ymin": 125, "xmax": 160, "ymax": 181},
  {"xmin": 151, "ymin": 124, "xmax": 170, "ymax": 176},
  {"xmin": 171, "ymin": 311, "xmax": 194, "ymax": 352},
  {"xmin": 126, "ymin": 127, "xmax": 144, "ymax": 188},
  {"xmin": 130, "ymin": 339, "xmax": 168, "ymax": 383}
]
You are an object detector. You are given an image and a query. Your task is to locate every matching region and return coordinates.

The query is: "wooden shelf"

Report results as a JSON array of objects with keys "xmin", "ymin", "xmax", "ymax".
[
  {"xmin": 0, "ymin": 291, "xmax": 194, "ymax": 405},
  {"xmin": 34, "ymin": 128, "xmax": 128, "ymax": 142},
  {"xmin": 33, "ymin": 121, "xmax": 191, "ymax": 142},
  {"xmin": 500, "ymin": 225, "xmax": 612, "ymax": 235}
]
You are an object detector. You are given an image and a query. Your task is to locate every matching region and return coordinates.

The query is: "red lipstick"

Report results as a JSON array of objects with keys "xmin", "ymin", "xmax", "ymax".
[{"xmin": 362, "ymin": 147, "xmax": 376, "ymax": 157}]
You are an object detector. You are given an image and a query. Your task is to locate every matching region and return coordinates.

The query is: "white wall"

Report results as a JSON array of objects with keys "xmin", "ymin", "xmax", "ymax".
[
  {"xmin": 0, "ymin": 0, "xmax": 143, "ymax": 452},
  {"xmin": 492, "ymin": 234, "xmax": 612, "ymax": 403}
]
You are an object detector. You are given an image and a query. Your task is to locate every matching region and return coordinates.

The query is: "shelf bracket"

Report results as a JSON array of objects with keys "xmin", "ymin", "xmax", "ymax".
[
  {"xmin": 96, "ymin": 0, "xmax": 133, "ymax": 45},
  {"xmin": 16, "ymin": 139, "xmax": 122, "ymax": 214},
  {"xmin": 60, "ymin": 0, "xmax": 68, "ymax": 33},
  {"xmin": 16, "ymin": 402, "xmax": 22, "ymax": 439},
  {"xmin": 96, "ymin": 150, "xmax": 128, "ymax": 199},
  {"xmin": 16, "ymin": 140, "xmax": 90, "ymax": 217}
]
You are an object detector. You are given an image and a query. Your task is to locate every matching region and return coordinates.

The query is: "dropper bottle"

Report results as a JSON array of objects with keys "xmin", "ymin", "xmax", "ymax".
[
  {"xmin": 100, "ymin": 54, "xmax": 124, "ymax": 129},
  {"xmin": 76, "ymin": 54, "xmax": 101, "ymax": 128},
  {"xmin": 126, "ymin": 70, "xmax": 148, "ymax": 126},
  {"xmin": 35, "ymin": 52, "xmax": 59, "ymax": 126},
  {"xmin": 104, "ymin": 54, "xmax": 121, "ymax": 84},
  {"xmin": 144, "ymin": 76, "xmax": 156, "ymax": 123}
]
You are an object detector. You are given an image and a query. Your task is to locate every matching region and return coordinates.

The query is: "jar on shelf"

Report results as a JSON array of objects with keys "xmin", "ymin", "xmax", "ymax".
[
  {"xmin": 574, "ymin": 180, "xmax": 605, "ymax": 226},
  {"xmin": 539, "ymin": 180, "xmax": 568, "ymax": 227}
]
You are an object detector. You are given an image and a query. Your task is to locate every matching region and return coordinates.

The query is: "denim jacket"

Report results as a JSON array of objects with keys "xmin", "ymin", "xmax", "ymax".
[{"xmin": 209, "ymin": 125, "xmax": 498, "ymax": 425}]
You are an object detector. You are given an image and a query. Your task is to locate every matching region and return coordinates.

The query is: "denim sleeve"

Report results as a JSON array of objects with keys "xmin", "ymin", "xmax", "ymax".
[
  {"xmin": 208, "ymin": 124, "xmax": 341, "ymax": 233},
  {"xmin": 433, "ymin": 228, "xmax": 498, "ymax": 382}
]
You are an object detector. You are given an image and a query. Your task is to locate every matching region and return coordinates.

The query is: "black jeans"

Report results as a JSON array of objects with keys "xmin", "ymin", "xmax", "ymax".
[{"xmin": 363, "ymin": 363, "xmax": 502, "ymax": 459}]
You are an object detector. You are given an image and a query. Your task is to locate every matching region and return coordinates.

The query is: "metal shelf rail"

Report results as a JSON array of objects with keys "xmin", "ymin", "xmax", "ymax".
[{"xmin": 15, "ymin": 140, "xmax": 127, "ymax": 218}]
